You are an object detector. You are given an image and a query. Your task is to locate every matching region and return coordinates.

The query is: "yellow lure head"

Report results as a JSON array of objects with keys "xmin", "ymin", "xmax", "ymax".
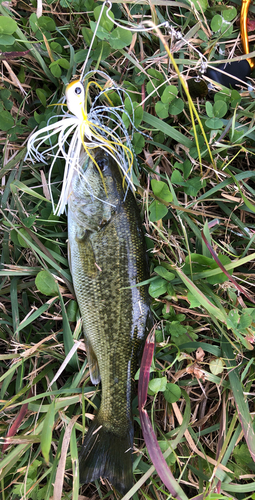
[{"xmin": 65, "ymin": 80, "xmax": 86, "ymax": 120}]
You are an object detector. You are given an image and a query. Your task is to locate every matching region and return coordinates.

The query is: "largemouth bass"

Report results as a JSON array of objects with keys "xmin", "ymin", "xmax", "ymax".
[{"xmin": 68, "ymin": 150, "xmax": 152, "ymax": 494}]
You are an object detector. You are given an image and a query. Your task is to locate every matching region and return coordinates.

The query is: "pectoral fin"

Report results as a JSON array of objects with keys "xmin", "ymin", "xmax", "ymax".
[{"xmin": 86, "ymin": 339, "xmax": 100, "ymax": 384}]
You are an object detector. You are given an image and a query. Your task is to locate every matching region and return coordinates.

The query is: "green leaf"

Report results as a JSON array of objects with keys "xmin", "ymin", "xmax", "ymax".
[
  {"xmin": 147, "ymin": 68, "xmax": 164, "ymax": 80},
  {"xmin": 133, "ymin": 132, "xmax": 145, "ymax": 154},
  {"xmin": 37, "ymin": 486, "xmax": 51, "ymax": 500},
  {"xmin": 211, "ymin": 14, "xmax": 222, "ymax": 32},
  {"xmin": 205, "ymin": 101, "xmax": 214, "ymax": 118},
  {"xmin": 155, "ymin": 101, "xmax": 169, "ymax": 119},
  {"xmin": 222, "ymin": 6, "xmax": 237, "ymax": 21},
  {"xmin": 207, "ymin": 254, "xmax": 232, "ymax": 285},
  {"xmin": 134, "ymin": 106, "xmax": 143, "ymax": 128},
  {"xmin": 151, "ymin": 179, "xmax": 173, "ymax": 202},
  {"xmin": 155, "ymin": 330, "xmax": 163, "ymax": 342},
  {"xmin": 0, "ymin": 34, "xmax": 15, "ymax": 45},
  {"xmin": 93, "ymin": 41, "xmax": 111, "ymax": 60},
  {"xmin": 21, "ymin": 215, "xmax": 37, "ymax": 228},
  {"xmin": 183, "ymin": 177, "xmax": 206, "ymax": 196},
  {"xmin": 168, "ymin": 321, "xmax": 187, "ymax": 338},
  {"xmin": 168, "ymin": 98, "xmax": 184, "ymax": 115},
  {"xmin": 171, "ymin": 169, "xmax": 183, "ymax": 184},
  {"xmin": 35, "ymin": 270, "xmax": 58, "ymax": 296},
  {"xmin": 158, "ymin": 442, "xmax": 176, "ymax": 465},
  {"xmin": 27, "ymin": 459, "xmax": 41, "ymax": 479},
  {"xmin": 38, "ymin": 16, "xmax": 56, "ymax": 31},
  {"xmin": 0, "ymin": 89, "xmax": 12, "ymax": 110},
  {"xmin": 17, "ymin": 228, "xmax": 33, "ymax": 248},
  {"xmin": 146, "ymin": 79, "xmax": 162, "ymax": 98},
  {"xmin": 149, "ymin": 277, "xmax": 168, "ymax": 298},
  {"xmin": 220, "ymin": 20, "xmax": 233, "ymax": 36},
  {"xmin": 94, "ymin": 5, "xmax": 114, "ymax": 32},
  {"xmin": 36, "ymin": 89, "xmax": 47, "ymax": 107},
  {"xmin": 41, "ymin": 401, "xmax": 55, "ymax": 464},
  {"xmin": 149, "ymin": 200, "xmax": 168, "ymax": 222},
  {"xmin": 154, "ymin": 266, "xmax": 174, "ymax": 281},
  {"xmin": 227, "ymin": 309, "xmax": 240, "ymax": 330},
  {"xmin": 57, "ymin": 58, "xmax": 70, "ymax": 69},
  {"xmin": 210, "ymin": 358, "xmax": 224, "ymax": 375},
  {"xmin": 89, "ymin": 21, "xmax": 111, "ymax": 41},
  {"xmin": 0, "ymin": 16, "xmax": 17, "ymax": 35},
  {"xmin": 109, "ymin": 27, "xmax": 132, "ymax": 49},
  {"xmin": 50, "ymin": 41, "xmax": 62, "ymax": 54},
  {"xmin": 238, "ymin": 313, "xmax": 252, "ymax": 330},
  {"xmin": 0, "ymin": 110, "xmax": 14, "ymax": 131},
  {"xmin": 161, "ymin": 85, "xmax": 178, "ymax": 104},
  {"xmin": 124, "ymin": 99, "xmax": 143, "ymax": 127},
  {"xmin": 49, "ymin": 62, "xmax": 61, "ymax": 78},
  {"xmin": 188, "ymin": 0, "xmax": 208, "ymax": 12},
  {"xmin": 66, "ymin": 300, "xmax": 78, "ymax": 322},
  {"xmin": 29, "ymin": 12, "xmax": 39, "ymax": 32},
  {"xmin": 213, "ymin": 100, "xmax": 228, "ymax": 118},
  {"xmin": 82, "ymin": 27, "xmax": 98, "ymax": 49},
  {"xmin": 74, "ymin": 49, "xmax": 89, "ymax": 64},
  {"xmin": 149, "ymin": 376, "xmax": 167, "ymax": 394},
  {"xmin": 231, "ymin": 89, "xmax": 241, "ymax": 107},
  {"xmin": 183, "ymin": 159, "xmax": 192, "ymax": 179},
  {"xmin": 205, "ymin": 117, "xmax": 223, "ymax": 130},
  {"xmin": 233, "ymin": 444, "xmax": 251, "ymax": 465},
  {"xmin": 13, "ymin": 479, "xmax": 35, "ymax": 498},
  {"xmin": 164, "ymin": 383, "xmax": 181, "ymax": 403}
]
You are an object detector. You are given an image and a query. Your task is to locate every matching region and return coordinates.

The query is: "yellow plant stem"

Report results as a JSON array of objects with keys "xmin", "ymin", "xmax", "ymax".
[{"xmin": 148, "ymin": 22, "xmax": 216, "ymax": 171}]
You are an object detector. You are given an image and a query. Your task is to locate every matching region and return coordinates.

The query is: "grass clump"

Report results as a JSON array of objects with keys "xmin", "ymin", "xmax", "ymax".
[{"xmin": 1, "ymin": 0, "xmax": 255, "ymax": 499}]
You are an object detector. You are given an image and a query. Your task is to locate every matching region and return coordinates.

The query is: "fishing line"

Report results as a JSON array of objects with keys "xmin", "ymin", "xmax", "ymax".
[
  {"xmin": 105, "ymin": 0, "xmax": 169, "ymax": 33},
  {"xmin": 28, "ymin": 5, "xmax": 192, "ymax": 214},
  {"xmin": 104, "ymin": 0, "xmax": 207, "ymax": 67},
  {"xmin": 103, "ymin": 0, "xmax": 254, "ymax": 89},
  {"xmin": 79, "ymin": 1, "xmax": 108, "ymax": 82}
]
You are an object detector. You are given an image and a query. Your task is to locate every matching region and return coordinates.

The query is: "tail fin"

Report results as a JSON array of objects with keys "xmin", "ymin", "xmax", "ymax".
[{"xmin": 79, "ymin": 415, "xmax": 134, "ymax": 495}]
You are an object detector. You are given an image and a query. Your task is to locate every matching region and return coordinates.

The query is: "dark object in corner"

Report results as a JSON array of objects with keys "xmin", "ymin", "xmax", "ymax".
[{"xmin": 206, "ymin": 59, "xmax": 251, "ymax": 90}]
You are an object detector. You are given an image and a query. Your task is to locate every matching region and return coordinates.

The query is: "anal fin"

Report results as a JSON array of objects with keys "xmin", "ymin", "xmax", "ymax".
[{"xmin": 86, "ymin": 339, "xmax": 100, "ymax": 384}]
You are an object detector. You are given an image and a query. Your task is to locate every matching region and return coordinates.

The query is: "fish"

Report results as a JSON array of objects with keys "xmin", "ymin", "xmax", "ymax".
[{"xmin": 67, "ymin": 149, "xmax": 152, "ymax": 495}]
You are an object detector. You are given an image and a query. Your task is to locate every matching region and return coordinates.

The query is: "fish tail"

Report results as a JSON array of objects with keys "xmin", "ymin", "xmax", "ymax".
[{"xmin": 79, "ymin": 415, "xmax": 134, "ymax": 495}]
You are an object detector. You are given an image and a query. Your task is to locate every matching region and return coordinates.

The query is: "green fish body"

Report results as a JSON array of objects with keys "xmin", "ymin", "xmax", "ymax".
[{"xmin": 68, "ymin": 151, "xmax": 151, "ymax": 494}]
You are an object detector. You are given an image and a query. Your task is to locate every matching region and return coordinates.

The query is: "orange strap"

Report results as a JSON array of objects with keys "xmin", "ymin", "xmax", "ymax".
[{"xmin": 240, "ymin": 0, "xmax": 255, "ymax": 69}]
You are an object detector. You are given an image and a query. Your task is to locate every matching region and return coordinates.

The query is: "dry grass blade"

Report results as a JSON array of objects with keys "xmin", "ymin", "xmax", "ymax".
[{"xmin": 54, "ymin": 416, "xmax": 80, "ymax": 500}]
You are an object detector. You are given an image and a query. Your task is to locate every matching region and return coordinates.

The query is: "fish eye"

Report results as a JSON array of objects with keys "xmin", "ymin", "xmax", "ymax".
[
  {"xmin": 96, "ymin": 158, "xmax": 107, "ymax": 171},
  {"xmin": 75, "ymin": 86, "xmax": 82, "ymax": 95}
]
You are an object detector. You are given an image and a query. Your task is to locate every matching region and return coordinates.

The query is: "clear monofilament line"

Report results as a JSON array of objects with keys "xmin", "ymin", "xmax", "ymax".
[{"xmin": 79, "ymin": 1, "xmax": 108, "ymax": 82}]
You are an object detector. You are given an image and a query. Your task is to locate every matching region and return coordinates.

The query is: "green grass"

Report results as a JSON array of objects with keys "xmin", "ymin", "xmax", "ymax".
[{"xmin": 1, "ymin": 0, "xmax": 255, "ymax": 499}]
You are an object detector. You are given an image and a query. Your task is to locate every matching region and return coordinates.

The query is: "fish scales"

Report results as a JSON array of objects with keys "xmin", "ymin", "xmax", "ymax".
[{"xmin": 68, "ymin": 151, "xmax": 152, "ymax": 494}]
